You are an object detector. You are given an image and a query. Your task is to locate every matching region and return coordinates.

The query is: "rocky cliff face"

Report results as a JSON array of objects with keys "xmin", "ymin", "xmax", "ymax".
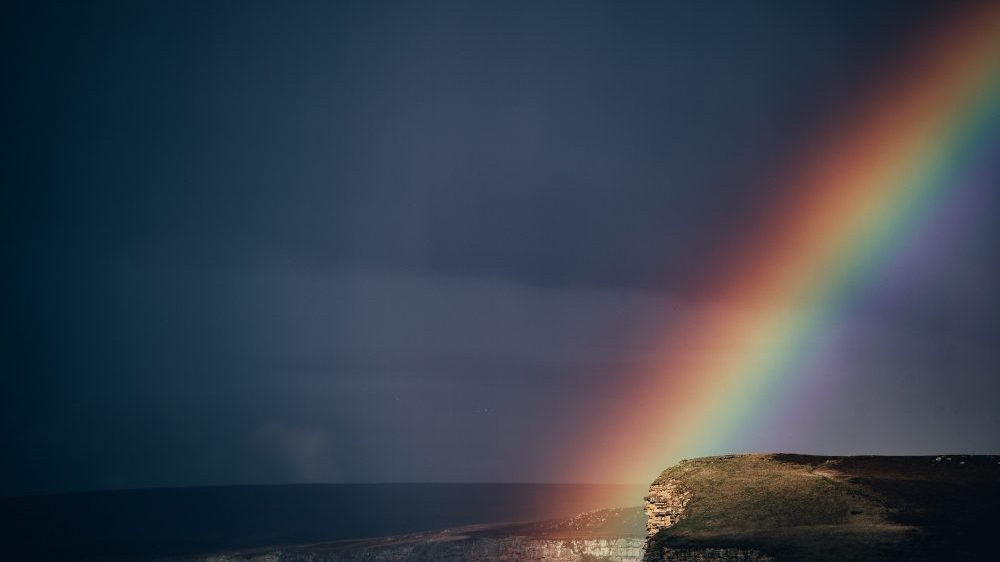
[
  {"xmin": 643, "ymin": 476, "xmax": 692, "ymax": 538},
  {"xmin": 650, "ymin": 548, "xmax": 771, "ymax": 562},
  {"xmin": 175, "ymin": 507, "xmax": 649, "ymax": 562},
  {"xmin": 642, "ymin": 469, "xmax": 769, "ymax": 562},
  {"xmin": 192, "ymin": 536, "xmax": 645, "ymax": 562}
]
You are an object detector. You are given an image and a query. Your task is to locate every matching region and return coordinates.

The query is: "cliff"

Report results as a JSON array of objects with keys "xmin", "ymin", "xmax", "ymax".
[
  {"xmin": 184, "ymin": 534, "xmax": 645, "ymax": 562},
  {"xmin": 643, "ymin": 453, "xmax": 1000, "ymax": 562},
  {"xmin": 172, "ymin": 507, "xmax": 649, "ymax": 562}
]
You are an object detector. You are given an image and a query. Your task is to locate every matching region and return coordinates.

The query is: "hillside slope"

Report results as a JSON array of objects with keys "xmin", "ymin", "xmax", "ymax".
[{"xmin": 644, "ymin": 454, "xmax": 1000, "ymax": 562}]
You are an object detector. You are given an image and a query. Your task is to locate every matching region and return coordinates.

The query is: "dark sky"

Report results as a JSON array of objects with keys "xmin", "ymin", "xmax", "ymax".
[{"xmin": 4, "ymin": 0, "xmax": 998, "ymax": 496}]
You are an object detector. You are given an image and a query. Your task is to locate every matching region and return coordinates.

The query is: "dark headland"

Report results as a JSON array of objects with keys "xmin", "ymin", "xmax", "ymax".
[{"xmin": 644, "ymin": 453, "xmax": 1000, "ymax": 562}]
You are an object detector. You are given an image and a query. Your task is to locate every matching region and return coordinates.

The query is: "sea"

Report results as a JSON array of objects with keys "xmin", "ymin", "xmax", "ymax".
[{"xmin": 1, "ymin": 483, "xmax": 647, "ymax": 560}]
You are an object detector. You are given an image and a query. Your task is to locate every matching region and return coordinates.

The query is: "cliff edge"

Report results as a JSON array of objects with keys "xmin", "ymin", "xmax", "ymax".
[{"xmin": 643, "ymin": 453, "xmax": 1000, "ymax": 562}]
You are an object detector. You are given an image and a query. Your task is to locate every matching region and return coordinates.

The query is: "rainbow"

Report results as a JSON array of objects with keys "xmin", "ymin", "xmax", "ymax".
[{"xmin": 570, "ymin": 3, "xmax": 1000, "ymax": 492}]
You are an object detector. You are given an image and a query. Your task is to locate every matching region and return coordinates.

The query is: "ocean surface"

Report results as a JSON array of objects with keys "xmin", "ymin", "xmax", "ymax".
[{"xmin": 1, "ymin": 483, "xmax": 647, "ymax": 561}]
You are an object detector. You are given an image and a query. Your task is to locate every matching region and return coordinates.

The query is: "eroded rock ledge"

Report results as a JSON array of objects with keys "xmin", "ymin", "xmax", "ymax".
[
  {"xmin": 196, "ymin": 536, "xmax": 646, "ymax": 562},
  {"xmin": 654, "ymin": 548, "xmax": 772, "ymax": 562},
  {"xmin": 643, "ymin": 477, "xmax": 692, "ymax": 538}
]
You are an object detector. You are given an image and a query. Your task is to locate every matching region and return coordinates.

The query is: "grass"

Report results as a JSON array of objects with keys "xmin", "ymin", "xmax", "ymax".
[{"xmin": 646, "ymin": 453, "xmax": 1000, "ymax": 562}]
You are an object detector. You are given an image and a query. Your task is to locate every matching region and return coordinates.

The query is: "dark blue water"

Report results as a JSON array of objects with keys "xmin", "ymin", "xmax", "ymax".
[{"xmin": 1, "ymin": 483, "xmax": 646, "ymax": 561}]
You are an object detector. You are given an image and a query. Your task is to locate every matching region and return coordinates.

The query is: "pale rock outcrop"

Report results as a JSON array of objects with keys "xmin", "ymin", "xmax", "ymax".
[
  {"xmin": 643, "ymin": 478, "xmax": 692, "ymax": 538},
  {"xmin": 199, "ymin": 537, "xmax": 646, "ymax": 561}
]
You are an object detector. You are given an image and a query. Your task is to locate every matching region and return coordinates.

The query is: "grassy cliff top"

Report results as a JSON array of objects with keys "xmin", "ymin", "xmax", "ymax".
[{"xmin": 648, "ymin": 453, "xmax": 1000, "ymax": 562}]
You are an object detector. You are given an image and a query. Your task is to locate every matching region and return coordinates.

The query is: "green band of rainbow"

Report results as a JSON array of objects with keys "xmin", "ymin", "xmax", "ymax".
[{"xmin": 570, "ymin": 4, "xmax": 1000, "ymax": 490}]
